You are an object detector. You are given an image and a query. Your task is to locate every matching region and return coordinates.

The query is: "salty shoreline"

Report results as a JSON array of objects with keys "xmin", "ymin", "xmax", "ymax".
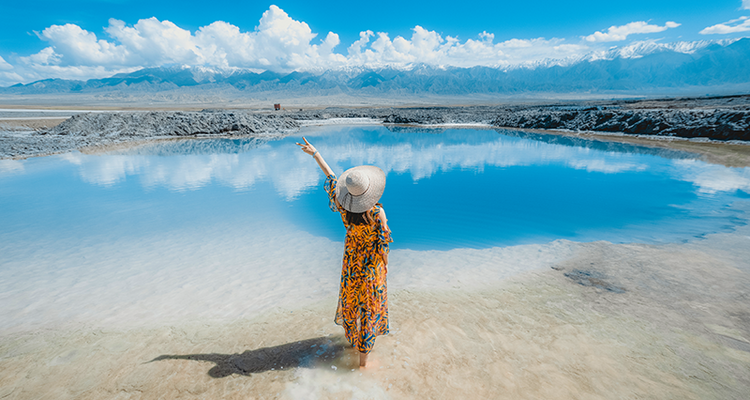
[{"xmin": 1, "ymin": 94, "xmax": 749, "ymax": 161}]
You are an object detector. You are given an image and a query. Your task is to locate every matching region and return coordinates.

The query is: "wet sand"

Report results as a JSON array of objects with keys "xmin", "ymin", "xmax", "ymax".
[{"xmin": 1, "ymin": 224, "xmax": 749, "ymax": 399}]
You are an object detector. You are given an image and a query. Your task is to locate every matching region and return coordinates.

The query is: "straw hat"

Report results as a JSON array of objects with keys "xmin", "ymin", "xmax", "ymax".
[{"xmin": 336, "ymin": 166, "xmax": 386, "ymax": 213}]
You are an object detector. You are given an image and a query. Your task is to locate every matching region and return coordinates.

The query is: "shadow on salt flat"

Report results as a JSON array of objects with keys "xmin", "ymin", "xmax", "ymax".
[{"xmin": 150, "ymin": 336, "xmax": 348, "ymax": 378}]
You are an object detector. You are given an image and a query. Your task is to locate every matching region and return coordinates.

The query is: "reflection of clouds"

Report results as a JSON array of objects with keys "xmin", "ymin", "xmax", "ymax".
[
  {"xmin": 142, "ymin": 154, "xmax": 239, "ymax": 191},
  {"xmin": 60, "ymin": 136, "xmax": 660, "ymax": 198},
  {"xmin": 57, "ymin": 133, "xmax": 749, "ymax": 200},
  {"xmin": 0, "ymin": 159, "xmax": 24, "ymax": 174},
  {"xmin": 320, "ymin": 140, "xmax": 649, "ymax": 180},
  {"xmin": 567, "ymin": 159, "xmax": 647, "ymax": 173},
  {"xmin": 59, "ymin": 153, "xmax": 82, "ymax": 165},
  {"xmin": 61, "ymin": 144, "xmax": 321, "ymax": 199},
  {"xmin": 673, "ymin": 160, "xmax": 750, "ymax": 194},
  {"xmin": 64, "ymin": 153, "xmax": 147, "ymax": 187}
]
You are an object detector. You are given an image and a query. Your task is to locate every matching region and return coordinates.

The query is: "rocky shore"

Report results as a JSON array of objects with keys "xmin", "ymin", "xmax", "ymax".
[{"xmin": 1, "ymin": 95, "xmax": 749, "ymax": 159}]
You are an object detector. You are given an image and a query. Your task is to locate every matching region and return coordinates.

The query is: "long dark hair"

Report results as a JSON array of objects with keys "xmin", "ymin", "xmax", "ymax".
[{"xmin": 344, "ymin": 203, "xmax": 380, "ymax": 226}]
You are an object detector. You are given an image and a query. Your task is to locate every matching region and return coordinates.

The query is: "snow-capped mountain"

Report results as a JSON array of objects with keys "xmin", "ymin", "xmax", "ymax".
[{"xmin": 3, "ymin": 38, "xmax": 749, "ymax": 96}]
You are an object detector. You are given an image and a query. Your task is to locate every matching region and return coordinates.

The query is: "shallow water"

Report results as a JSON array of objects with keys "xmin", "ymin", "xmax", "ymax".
[{"xmin": 1, "ymin": 126, "xmax": 749, "ymax": 333}]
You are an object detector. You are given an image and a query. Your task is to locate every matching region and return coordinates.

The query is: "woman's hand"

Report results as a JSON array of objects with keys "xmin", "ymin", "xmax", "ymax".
[
  {"xmin": 297, "ymin": 137, "xmax": 335, "ymax": 177},
  {"xmin": 295, "ymin": 137, "xmax": 317, "ymax": 156}
]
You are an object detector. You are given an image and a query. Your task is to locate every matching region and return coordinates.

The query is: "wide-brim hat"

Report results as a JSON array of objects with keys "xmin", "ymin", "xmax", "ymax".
[{"xmin": 336, "ymin": 165, "xmax": 386, "ymax": 213}]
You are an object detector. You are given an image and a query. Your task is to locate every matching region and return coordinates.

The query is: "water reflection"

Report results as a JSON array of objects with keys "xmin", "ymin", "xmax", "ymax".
[
  {"xmin": 672, "ymin": 159, "xmax": 750, "ymax": 194},
  {"xmin": 0, "ymin": 159, "xmax": 24, "ymax": 174},
  {"xmin": 45, "ymin": 126, "xmax": 748, "ymax": 199},
  {"xmin": 386, "ymin": 126, "xmax": 693, "ymax": 159},
  {"xmin": 494, "ymin": 129, "xmax": 694, "ymax": 160},
  {"xmin": 2, "ymin": 126, "xmax": 749, "ymax": 249}
]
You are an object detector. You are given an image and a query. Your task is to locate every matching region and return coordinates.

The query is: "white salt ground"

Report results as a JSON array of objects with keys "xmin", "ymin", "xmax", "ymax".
[
  {"xmin": 0, "ymin": 215, "xmax": 576, "ymax": 334},
  {"xmin": 1, "ymin": 219, "xmax": 749, "ymax": 399}
]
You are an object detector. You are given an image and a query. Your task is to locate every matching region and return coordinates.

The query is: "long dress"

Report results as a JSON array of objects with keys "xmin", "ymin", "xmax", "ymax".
[{"xmin": 325, "ymin": 175, "xmax": 392, "ymax": 354}]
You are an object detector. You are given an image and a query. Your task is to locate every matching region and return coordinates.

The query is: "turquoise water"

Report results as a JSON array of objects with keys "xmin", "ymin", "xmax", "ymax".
[{"xmin": 1, "ymin": 126, "xmax": 749, "ymax": 251}]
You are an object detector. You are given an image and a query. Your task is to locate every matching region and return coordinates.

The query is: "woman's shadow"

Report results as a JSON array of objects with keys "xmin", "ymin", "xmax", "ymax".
[{"xmin": 150, "ymin": 336, "xmax": 348, "ymax": 378}]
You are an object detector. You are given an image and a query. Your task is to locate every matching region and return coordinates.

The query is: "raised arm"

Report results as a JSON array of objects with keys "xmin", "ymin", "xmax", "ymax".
[{"xmin": 296, "ymin": 137, "xmax": 334, "ymax": 178}]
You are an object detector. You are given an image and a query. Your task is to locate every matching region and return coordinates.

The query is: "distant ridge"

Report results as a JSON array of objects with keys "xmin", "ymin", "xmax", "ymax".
[{"xmin": 3, "ymin": 38, "xmax": 750, "ymax": 96}]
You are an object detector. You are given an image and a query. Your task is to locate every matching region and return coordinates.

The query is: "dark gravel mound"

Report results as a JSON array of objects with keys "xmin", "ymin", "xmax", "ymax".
[
  {"xmin": 48, "ymin": 111, "xmax": 299, "ymax": 137},
  {"xmin": 491, "ymin": 108, "xmax": 750, "ymax": 141},
  {"xmin": 1, "ymin": 111, "xmax": 299, "ymax": 159}
]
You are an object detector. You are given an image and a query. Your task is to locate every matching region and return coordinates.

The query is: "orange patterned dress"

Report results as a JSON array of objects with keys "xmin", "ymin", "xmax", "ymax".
[{"xmin": 325, "ymin": 175, "xmax": 392, "ymax": 354}]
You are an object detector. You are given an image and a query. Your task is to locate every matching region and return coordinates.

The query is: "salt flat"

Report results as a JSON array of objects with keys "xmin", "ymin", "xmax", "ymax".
[{"xmin": 1, "ymin": 228, "xmax": 749, "ymax": 399}]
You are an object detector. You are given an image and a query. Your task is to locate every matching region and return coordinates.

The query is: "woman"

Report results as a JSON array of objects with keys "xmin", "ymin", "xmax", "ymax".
[{"xmin": 296, "ymin": 137, "xmax": 392, "ymax": 368}]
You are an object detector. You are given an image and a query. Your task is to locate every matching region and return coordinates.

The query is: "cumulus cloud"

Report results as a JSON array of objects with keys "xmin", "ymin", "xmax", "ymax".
[
  {"xmin": 3, "ymin": 5, "xmax": 593, "ymax": 85},
  {"xmin": 344, "ymin": 27, "xmax": 583, "ymax": 69},
  {"xmin": 584, "ymin": 21, "xmax": 680, "ymax": 42},
  {"xmin": 700, "ymin": 16, "xmax": 750, "ymax": 34},
  {"xmin": 37, "ymin": 24, "xmax": 131, "ymax": 66},
  {"xmin": 344, "ymin": 26, "xmax": 505, "ymax": 67},
  {"xmin": 20, "ymin": 5, "xmax": 342, "ymax": 72},
  {"xmin": 0, "ymin": 5, "xmax": 691, "ymax": 85}
]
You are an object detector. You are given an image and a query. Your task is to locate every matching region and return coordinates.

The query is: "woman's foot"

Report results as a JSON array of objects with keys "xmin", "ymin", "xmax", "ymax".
[{"xmin": 359, "ymin": 352, "xmax": 368, "ymax": 368}]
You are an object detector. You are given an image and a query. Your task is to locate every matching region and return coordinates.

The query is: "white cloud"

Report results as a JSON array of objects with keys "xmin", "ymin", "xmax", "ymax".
[
  {"xmin": 700, "ymin": 16, "xmax": 750, "ymax": 34},
  {"xmin": 23, "ymin": 47, "xmax": 61, "ymax": 65},
  {"xmin": 0, "ymin": 6, "xmax": 693, "ymax": 85},
  {"xmin": 584, "ymin": 21, "xmax": 680, "ymax": 42},
  {"xmin": 0, "ymin": 56, "xmax": 13, "ymax": 71},
  {"xmin": 344, "ymin": 26, "xmax": 582, "ymax": 69},
  {"xmin": 37, "ymin": 23, "xmax": 131, "ymax": 66},
  {"xmin": 0, "ymin": 56, "xmax": 22, "ymax": 85},
  {"xmin": 4, "ymin": 6, "xmax": 594, "ymax": 84},
  {"xmin": 743, "ymin": 0, "xmax": 750, "ymax": 10},
  {"xmin": 16, "ymin": 5, "xmax": 344, "ymax": 74}
]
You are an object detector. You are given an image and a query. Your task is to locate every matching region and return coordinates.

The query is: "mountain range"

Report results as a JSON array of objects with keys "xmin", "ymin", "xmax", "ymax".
[{"xmin": 3, "ymin": 38, "xmax": 749, "ymax": 96}]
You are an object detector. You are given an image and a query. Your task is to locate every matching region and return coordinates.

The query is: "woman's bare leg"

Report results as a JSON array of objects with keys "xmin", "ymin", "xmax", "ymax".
[{"xmin": 359, "ymin": 352, "xmax": 368, "ymax": 368}]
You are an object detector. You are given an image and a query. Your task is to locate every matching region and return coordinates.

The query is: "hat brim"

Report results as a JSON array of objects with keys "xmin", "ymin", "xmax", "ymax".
[{"xmin": 336, "ymin": 165, "xmax": 386, "ymax": 213}]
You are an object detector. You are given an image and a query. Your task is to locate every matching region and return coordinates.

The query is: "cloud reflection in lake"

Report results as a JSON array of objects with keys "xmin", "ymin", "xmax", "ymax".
[
  {"xmin": 51, "ymin": 126, "xmax": 729, "ymax": 199},
  {"xmin": 3, "ymin": 126, "xmax": 749, "ymax": 250}
]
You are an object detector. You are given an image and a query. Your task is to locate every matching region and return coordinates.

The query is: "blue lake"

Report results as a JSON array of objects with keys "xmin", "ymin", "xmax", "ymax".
[{"xmin": 1, "ymin": 125, "xmax": 749, "ymax": 251}]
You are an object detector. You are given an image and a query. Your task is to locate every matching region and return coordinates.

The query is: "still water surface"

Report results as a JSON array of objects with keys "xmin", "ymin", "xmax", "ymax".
[{"xmin": 1, "ymin": 125, "xmax": 749, "ymax": 250}]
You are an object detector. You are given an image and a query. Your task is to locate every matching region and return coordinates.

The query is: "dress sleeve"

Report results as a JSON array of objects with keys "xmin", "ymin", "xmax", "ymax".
[
  {"xmin": 373, "ymin": 205, "xmax": 393, "ymax": 255},
  {"xmin": 324, "ymin": 175, "xmax": 343, "ymax": 213}
]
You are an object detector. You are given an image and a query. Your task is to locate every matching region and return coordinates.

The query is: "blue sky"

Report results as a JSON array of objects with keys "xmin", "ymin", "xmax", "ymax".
[{"xmin": 1, "ymin": 0, "xmax": 749, "ymax": 85}]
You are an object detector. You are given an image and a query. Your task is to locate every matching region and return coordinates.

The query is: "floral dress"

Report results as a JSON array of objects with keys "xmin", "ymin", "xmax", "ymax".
[{"xmin": 325, "ymin": 175, "xmax": 392, "ymax": 354}]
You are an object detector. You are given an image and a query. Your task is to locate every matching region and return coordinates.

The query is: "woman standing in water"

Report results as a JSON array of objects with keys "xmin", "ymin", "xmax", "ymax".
[{"xmin": 296, "ymin": 137, "xmax": 392, "ymax": 368}]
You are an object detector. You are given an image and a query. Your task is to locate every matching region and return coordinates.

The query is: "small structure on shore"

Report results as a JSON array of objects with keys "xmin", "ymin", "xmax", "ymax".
[{"xmin": 274, "ymin": 104, "xmax": 281, "ymax": 111}]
